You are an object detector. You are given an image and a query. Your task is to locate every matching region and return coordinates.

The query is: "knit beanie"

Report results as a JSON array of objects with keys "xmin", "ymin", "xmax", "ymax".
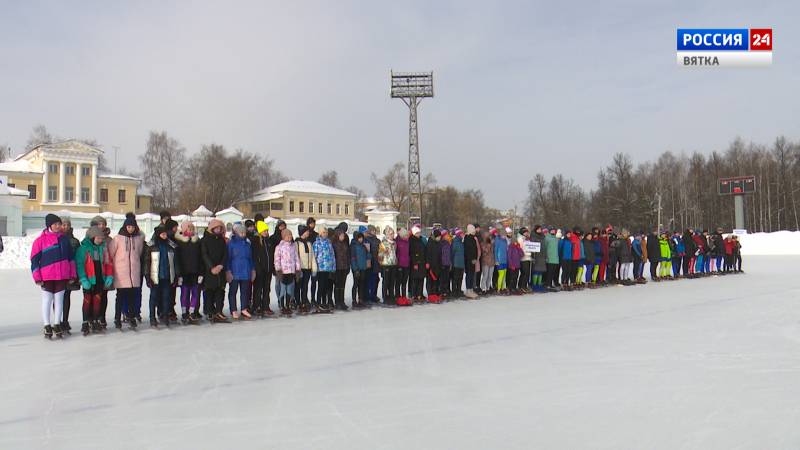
[
  {"xmin": 298, "ymin": 225, "xmax": 309, "ymax": 237},
  {"xmin": 466, "ymin": 224, "xmax": 476, "ymax": 235},
  {"xmin": 90, "ymin": 215, "xmax": 106, "ymax": 227},
  {"xmin": 244, "ymin": 219, "xmax": 254, "ymax": 228},
  {"xmin": 411, "ymin": 225, "xmax": 421, "ymax": 236},
  {"xmin": 233, "ymin": 223, "xmax": 246, "ymax": 236},
  {"xmin": 256, "ymin": 221, "xmax": 269, "ymax": 235},
  {"xmin": 124, "ymin": 215, "xmax": 138, "ymax": 227},
  {"xmin": 86, "ymin": 225, "xmax": 104, "ymax": 240},
  {"xmin": 45, "ymin": 213, "xmax": 62, "ymax": 229},
  {"xmin": 358, "ymin": 225, "xmax": 367, "ymax": 234}
]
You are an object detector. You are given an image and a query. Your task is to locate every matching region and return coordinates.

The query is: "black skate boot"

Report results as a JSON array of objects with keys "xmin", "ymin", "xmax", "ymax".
[
  {"xmin": 44, "ymin": 325, "xmax": 53, "ymax": 339},
  {"xmin": 62, "ymin": 321, "xmax": 72, "ymax": 335},
  {"xmin": 81, "ymin": 322, "xmax": 90, "ymax": 336},
  {"xmin": 53, "ymin": 323, "xmax": 63, "ymax": 338},
  {"xmin": 150, "ymin": 317, "xmax": 158, "ymax": 328},
  {"xmin": 181, "ymin": 312, "xmax": 189, "ymax": 325},
  {"xmin": 128, "ymin": 316, "xmax": 138, "ymax": 329},
  {"xmin": 114, "ymin": 320, "xmax": 123, "ymax": 330}
]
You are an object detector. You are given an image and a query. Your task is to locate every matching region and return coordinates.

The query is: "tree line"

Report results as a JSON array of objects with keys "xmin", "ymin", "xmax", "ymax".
[{"xmin": 525, "ymin": 136, "xmax": 800, "ymax": 233}]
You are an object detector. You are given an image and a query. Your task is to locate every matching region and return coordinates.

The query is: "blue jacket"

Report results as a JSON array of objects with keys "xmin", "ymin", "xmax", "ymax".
[
  {"xmin": 593, "ymin": 240, "xmax": 602, "ymax": 264},
  {"xmin": 672, "ymin": 236, "xmax": 686, "ymax": 256},
  {"xmin": 226, "ymin": 234, "xmax": 253, "ymax": 280},
  {"xmin": 350, "ymin": 239, "xmax": 368, "ymax": 271},
  {"xmin": 559, "ymin": 237, "xmax": 573, "ymax": 260},
  {"xmin": 313, "ymin": 237, "xmax": 336, "ymax": 272},
  {"xmin": 451, "ymin": 236, "xmax": 465, "ymax": 269},
  {"xmin": 632, "ymin": 239, "xmax": 643, "ymax": 258},
  {"xmin": 494, "ymin": 237, "xmax": 508, "ymax": 268},
  {"xmin": 578, "ymin": 241, "xmax": 585, "ymax": 262}
]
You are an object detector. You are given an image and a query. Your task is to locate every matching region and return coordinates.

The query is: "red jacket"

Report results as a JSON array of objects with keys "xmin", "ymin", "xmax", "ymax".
[
  {"xmin": 569, "ymin": 234, "xmax": 581, "ymax": 261},
  {"xmin": 723, "ymin": 239, "xmax": 735, "ymax": 255}
]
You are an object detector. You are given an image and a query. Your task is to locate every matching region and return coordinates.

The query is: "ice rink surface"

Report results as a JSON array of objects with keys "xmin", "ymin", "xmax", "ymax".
[{"xmin": 1, "ymin": 257, "xmax": 799, "ymax": 449}]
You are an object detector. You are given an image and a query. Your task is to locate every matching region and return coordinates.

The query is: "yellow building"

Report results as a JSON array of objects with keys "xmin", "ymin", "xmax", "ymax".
[
  {"xmin": 236, "ymin": 180, "xmax": 357, "ymax": 220},
  {"xmin": 0, "ymin": 140, "xmax": 151, "ymax": 214}
]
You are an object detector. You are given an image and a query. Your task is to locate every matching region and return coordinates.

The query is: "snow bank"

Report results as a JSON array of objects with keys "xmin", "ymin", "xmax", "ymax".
[
  {"xmin": 736, "ymin": 230, "xmax": 800, "ymax": 256},
  {"xmin": 0, "ymin": 235, "xmax": 35, "ymax": 269}
]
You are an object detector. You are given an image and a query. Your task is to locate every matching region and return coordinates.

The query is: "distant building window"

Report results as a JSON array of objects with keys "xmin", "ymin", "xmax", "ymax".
[
  {"xmin": 100, "ymin": 188, "xmax": 108, "ymax": 203},
  {"xmin": 65, "ymin": 165, "xmax": 75, "ymax": 176},
  {"xmin": 270, "ymin": 202, "xmax": 283, "ymax": 211},
  {"xmin": 81, "ymin": 165, "xmax": 91, "ymax": 177},
  {"xmin": 309, "ymin": 201, "xmax": 314, "ymax": 214},
  {"xmin": 65, "ymin": 187, "xmax": 74, "ymax": 202},
  {"xmin": 327, "ymin": 203, "xmax": 332, "ymax": 214},
  {"xmin": 289, "ymin": 201, "xmax": 294, "ymax": 213},
  {"xmin": 27, "ymin": 185, "xmax": 36, "ymax": 200},
  {"xmin": 345, "ymin": 203, "xmax": 350, "ymax": 215},
  {"xmin": 336, "ymin": 204, "xmax": 341, "ymax": 215},
  {"xmin": 80, "ymin": 188, "xmax": 90, "ymax": 203},
  {"xmin": 7, "ymin": 183, "xmax": 14, "ymax": 188},
  {"xmin": 118, "ymin": 189, "xmax": 127, "ymax": 204},
  {"xmin": 48, "ymin": 163, "xmax": 58, "ymax": 174},
  {"xmin": 299, "ymin": 201, "xmax": 304, "ymax": 213},
  {"xmin": 47, "ymin": 186, "xmax": 57, "ymax": 202},
  {"xmin": 136, "ymin": 197, "xmax": 140, "ymax": 209},
  {"xmin": 318, "ymin": 203, "xmax": 323, "ymax": 214}
]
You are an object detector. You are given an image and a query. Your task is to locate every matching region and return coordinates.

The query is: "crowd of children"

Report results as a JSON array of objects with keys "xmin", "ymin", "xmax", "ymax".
[{"xmin": 29, "ymin": 211, "xmax": 744, "ymax": 339}]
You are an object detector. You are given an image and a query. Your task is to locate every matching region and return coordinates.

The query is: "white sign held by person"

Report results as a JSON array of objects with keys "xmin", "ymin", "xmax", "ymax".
[{"xmin": 524, "ymin": 241, "xmax": 541, "ymax": 253}]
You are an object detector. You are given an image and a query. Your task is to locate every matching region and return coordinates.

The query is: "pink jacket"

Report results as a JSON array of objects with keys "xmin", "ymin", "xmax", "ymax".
[
  {"xmin": 108, "ymin": 232, "xmax": 145, "ymax": 288},
  {"xmin": 274, "ymin": 240, "xmax": 301, "ymax": 274},
  {"xmin": 30, "ymin": 229, "xmax": 76, "ymax": 282}
]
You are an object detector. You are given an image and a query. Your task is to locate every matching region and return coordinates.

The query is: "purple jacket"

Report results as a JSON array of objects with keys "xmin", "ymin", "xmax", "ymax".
[
  {"xmin": 30, "ymin": 229, "xmax": 76, "ymax": 282},
  {"xmin": 440, "ymin": 240, "xmax": 452, "ymax": 267},
  {"xmin": 396, "ymin": 236, "xmax": 410, "ymax": 268},
  {"xmin": 507, "ymin": 243, "xmax": 523, "ymax": 271}
]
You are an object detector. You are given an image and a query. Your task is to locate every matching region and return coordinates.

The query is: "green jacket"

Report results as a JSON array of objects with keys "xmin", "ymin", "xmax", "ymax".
[
  {"xmin": 75, "ymin": 237, "xmax": 113, "ymax": 288},
  {"xmin": 544, "ymin": 234, "xmax": 559, "ymax": 264},
  {"xmin": 658, "ymin": 237, "xmax": 671, "ymax": 260}
]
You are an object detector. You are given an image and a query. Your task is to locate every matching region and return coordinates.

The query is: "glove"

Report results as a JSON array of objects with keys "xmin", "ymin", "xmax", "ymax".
[
  {"xmin": 197, "ymin": 275, "xmax": 204, "ymax": 285},
  {"xmin": 225, "ymin": 271, "xmax": 233, "ymax": 283},
  {"xmin": 81, "ymin": 280, "xmax": 91, "ymax": 290},
  {"xmin": 177, "ymin": 277, "xmax": 183, "ymax": 286}
]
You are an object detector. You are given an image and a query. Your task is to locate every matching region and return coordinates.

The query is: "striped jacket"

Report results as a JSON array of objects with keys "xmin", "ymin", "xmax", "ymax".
[{"xmin": 30, "ymin": 229, "xmax": 76, "ymax": 282}]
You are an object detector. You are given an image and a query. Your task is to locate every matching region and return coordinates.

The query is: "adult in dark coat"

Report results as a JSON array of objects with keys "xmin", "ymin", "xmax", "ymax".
[
  {"xmin": 463, "ymin": 224, "xmax": 480, "ymax": 297},
  {"xmin": 408, "ymin": 227, "xmax": 427, "ymax": 300},
  {"xmin": 250, "ymin": 221, "xmax": 273, "ymax": 315},
  {"xmin": 332, "ymin": 229, "xmax": 351, "ymax": 310},
  {"xmin": 646, "ymin": 231, "xmax": 661, "ymax": 280}
]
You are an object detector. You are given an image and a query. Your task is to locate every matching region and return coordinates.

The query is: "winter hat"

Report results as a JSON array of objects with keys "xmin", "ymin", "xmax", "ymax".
[
  {"xmin": 159, "ymin": 210, "xmax": 172, "ymax": 221},
  {"xmin": 504, "ymin": 227, "xmax": 512, "ymax": 235},
  {"xmin": 519, "ymin": 227, "xmax": 529, "ymax": 236},
  {"xmin": 207, "ymin": 218, "xmax": 225, "ymax": 234},
  {"xmin": 256, "ymin": 221, "xmax": 269, "ymax": 235},
  {"xmin": 153, "ymin": 225, "xmax": 167, "ymax": 238},
  {"xmin": 180, "ymin": 220, "xmax": 194, "ymax": 233},
  {"xmin": 124, "ymin": 212, "xmax": 138, "ymax": 228},
  {"xmin": 244, "ymin": 219, "xmax": 254, "ymax": 228},
  {"xmin": 336, "ymin": 221, "xmax": 348, "ymax": 232},
  {"xmin": 433, "ymin": 229, "xmax": 441, "ymax": 238},
  {"xmin": 398, "ymin": 227, "xmax": 409, "ymax": 238},
  {"xmin": 466, "ymin": 224, "xmax": 476, "ymax": 235},
  {"xmin": 411, "ymin": 225, "xmax": 421, "ymax": 236},
  {"xmin": 86, "ymin": 225, "xmax": 104, "ymax": 240},
  {"xmin": 455, "ymin": 228, "xmax": 465, "ymax": 237},
  {"xmin": 90, "ymin": 215, "xmax": 106, "ymax": 227},
  {"xmin": 165, "ymin": 219, "xmax": 178, "ymax": 232},
  {"xmin": 233, "ymin": 223, "xmax": 247, "ymax": 236},
  {"xmin": 298, "ymin": 225, "xmax": 309, "ymax": 237},
  {"xmin": 45, "ymin": 213, "xmax": 62, "ymax": 229},
  {"xmin": 306, "ymin": 217, "xmax": 316, "ymax": 226},
  {"xmin": 358, "ymin": 225, "xmax": 368, "ymax": 234},
  {"xmin": 254, "ymin": 213, "xmax": 265, "ymax": 222}
]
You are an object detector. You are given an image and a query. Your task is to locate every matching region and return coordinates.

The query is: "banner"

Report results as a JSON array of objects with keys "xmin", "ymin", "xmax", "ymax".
[{"xmin": 523, "ymin": 241, "xmax": 541, "ymax": 253}]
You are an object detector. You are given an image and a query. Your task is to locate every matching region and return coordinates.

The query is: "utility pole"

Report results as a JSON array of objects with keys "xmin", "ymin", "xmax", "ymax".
[
  {"xmin": 390, "ymin": 71, "xmax": 433, "ymax": 226},
  {"xmin": 655, "ymin": 192, "xmax": 662, "ymax": 231}
]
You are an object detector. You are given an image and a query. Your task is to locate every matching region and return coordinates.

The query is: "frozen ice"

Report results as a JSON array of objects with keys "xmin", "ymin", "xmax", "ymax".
[{"xmin": 1, "ymin": 256, "xmax": 799, "ymax": 449}]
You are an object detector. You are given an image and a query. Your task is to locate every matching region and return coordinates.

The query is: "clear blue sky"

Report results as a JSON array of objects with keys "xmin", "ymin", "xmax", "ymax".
[{"xmin": 1, "ymin": 0, "xmax": 798, "ymax": 210}]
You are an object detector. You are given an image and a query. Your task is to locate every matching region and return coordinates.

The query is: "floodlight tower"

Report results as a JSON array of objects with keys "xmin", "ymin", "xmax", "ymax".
[{"xmin": 390, "ymin": 71, "xmax": 433, "ymax": 225}]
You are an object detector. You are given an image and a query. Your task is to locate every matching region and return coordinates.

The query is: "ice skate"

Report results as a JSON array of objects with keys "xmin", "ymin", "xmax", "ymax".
[{"xmin": 43, "ymin": 325, "xmax": 53, "ymax": 339}]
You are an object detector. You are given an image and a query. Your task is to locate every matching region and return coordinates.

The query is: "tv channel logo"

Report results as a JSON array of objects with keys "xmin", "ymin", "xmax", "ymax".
[{"xmin": 676, "ymin": 28, "xmax": 772, "ymax": 67}]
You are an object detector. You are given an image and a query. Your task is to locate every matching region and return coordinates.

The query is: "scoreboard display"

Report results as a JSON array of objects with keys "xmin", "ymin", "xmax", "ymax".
[{"xmin": 719, "ymin": 176, "xmax": 756, "ymax": 195}]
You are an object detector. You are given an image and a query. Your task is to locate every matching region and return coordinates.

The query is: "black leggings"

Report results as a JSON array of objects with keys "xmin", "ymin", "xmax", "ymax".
[
  {"xmin": 451, "ymin": 268, "xmax": 464, "ymax": 294},
  {"xmin": 315, "ymin": 271, "xmax": 333, "ymax": 307},
  {"xmin": 252, "ymin": 272, "xmax": 270, "ymax": 312},
  {"xmin": 546, "ymin": 263, "xmax": 559, "ymax": 287},
  {"xmin": 397, "ymin": 267, "xmax": 408, "ymax": 297},
  {"xmin": 649, "ymin": 259, "xmax": 658, "ymax": 279},
  {"xmin": 63, "ymin": 289, "xmax": 72, "ymax": 323},
  {"xmin": 508, "ymin": 268, "xmax": 519, "ymax": 290},
  {"xmin": 334, "ymin": 269, "xmax": 348, "ymax": 307},
  {"xmin": 381, "ymin": 266, "xmax": 397, "ymax": 301}
]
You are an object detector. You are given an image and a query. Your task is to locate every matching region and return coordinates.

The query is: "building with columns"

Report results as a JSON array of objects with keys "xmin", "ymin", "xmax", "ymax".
[{"xmin": 0, "ymin": 140, "xmax": 151, "ymax": 215}]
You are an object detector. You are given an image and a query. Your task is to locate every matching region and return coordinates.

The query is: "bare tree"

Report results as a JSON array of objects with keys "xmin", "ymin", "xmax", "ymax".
[
  {"xmin": 25, "ymin": 125, "xmax": 54, "ymax": 150},
  {"xmin": 318, "ymin": 170, "xmax": 342, "ymax": 188},
  {"xmin": 140, "ymin": 131, "xmax": 186, "ymax": 210}
]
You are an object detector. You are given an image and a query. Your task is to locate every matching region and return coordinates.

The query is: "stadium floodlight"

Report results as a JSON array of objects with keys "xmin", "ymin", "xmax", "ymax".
[{"xmin": 390, "ymin": 71, "xmax": 433, "ymax": 225}]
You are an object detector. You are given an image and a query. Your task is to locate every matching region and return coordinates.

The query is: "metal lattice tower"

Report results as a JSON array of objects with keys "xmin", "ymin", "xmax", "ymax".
[{"xmin": 390, "ymin": 71, "xmax": 433, "ymax": 225}]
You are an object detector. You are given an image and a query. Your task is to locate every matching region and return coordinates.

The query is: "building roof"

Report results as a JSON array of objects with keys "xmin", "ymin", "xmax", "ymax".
[
  {"xmin": 14, "ymin": 139, "xmax": 104, "ymax": 161},
  {"xmin": 192, "ymin": 205, "xmax": 213, "ymax": 217},
  {"xmin": 216, "ymin": 206, "xmax": 244, "ymax": 217},
  {"xmin": 98, "ymin": 173, "xmax": 141, "ymax": 182},
  {"xmin": 0, "ymin": 159, "xmax": 43, "ymax": 174},
  {"xmin": 0, "ymin": 182, "xmax": 29, "ymax": 197},
  {"xmin": 248, "ymin": 180, "xmax": 357, "ymax": 201}
]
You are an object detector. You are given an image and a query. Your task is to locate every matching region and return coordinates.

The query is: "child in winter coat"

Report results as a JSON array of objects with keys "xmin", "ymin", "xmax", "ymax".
[
  {"xmin": 274, "ymin": 228, "xmax": 301, "ymax": 316},
  {"xmin": 30, "ymin": 214, "xmax": 77, "ymax": 339},
  {"xmin": 144, "ymin": 226, "xmax": 180, "ymax": 327},
  {"xmin": 312, "ymin": 227, "xmax": 336, "ymax": 311},
  {"xmin": 517, "ymin": 227, "xmax": 532, "ymax": 292},
  {"xmin": 632, "ymin": 233, "xmax": 644, "ymax": 281},
  {"xmin": 249, "ymin": 220, "xmax": 273, "ymax": 316},
  {"xmin": 350, "ymin": 231, "xmax": 369, "ymax": 308},
  {"xmin": 480, "ymin": 231, "xmax": 495, "ymax": 293},
  {"xmin": 109, "ymin": 215, "xmax": 145, "ymax": 327},
  {"xmin": 332, "ymin": 228, "xmax": 351, "ymax": 310},
  {"xmin": 671, "ymin": 232, "xmax": 685, "ymax": 277},
  {"xmin": 494, "ymin": 228, "xmax": 509, "ymax": 294},
  {"xmin": 658, "ymin": 232, "xmax": 672, "ymax": 279},
  {"xmin": 175, "ymin": 221, "xmax": 203, "ymax": 324},
  {"xmin": 529, "ymin": 226, "xmax": 547, "ymax": 292},
  {"xmin": 394, "ymin": 228, "xmax": 411, "ymax": 304},
  {"xmin": 507, "ymin": 237, "xmax": 524, "ymax": 294},
  {"xmin": 450, "ymin": 229, "xmax": 466, "ymax": 298},
  {"xmin": 201, "ymin": 219, "xmax": 229, "ymax": 322},
  {"xmin": 617, "ymin": 231, "xmax": 634, "ymax": 284},
  {"xmin": 378, "ymin": 226, "xmax": 399, "ymax": 305},
  {"xmin": 424, "ymin": 229, "xmax": 443, "ymax": 302},
  {"xmin": 295, "ymin": 225, "xmax": 318, "ymax": 313},
  {"xmin": 226, "ymin": 224, "xmax": 255, "ymax": 319},
  {"xmin": 409, "ymin": 226, "xmax": 427, "ymax": 301},
  {"xmin": 75, "ymin": 226, "xmax": 113, "ymax": 335},
  {"xmin": 61, "ymin": 219, "xmax": 81, "ymax": 335},
  {"xmin": 439, "ymin": 230, "xmax": 453, "ymax": 298}
]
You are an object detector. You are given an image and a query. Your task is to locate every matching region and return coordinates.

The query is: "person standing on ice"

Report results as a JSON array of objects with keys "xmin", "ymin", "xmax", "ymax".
[
  {"xmin": 395, "ymin": 227, "xmax": 412, "ymax": 304},
  {"xmin": 632, "ymin": 233, "xmax": 644, "ymax": 281},
  {"xmin": 174, "ymin": 221, "xmax": 203, "ymax": 324},
  {"xmin": 144, "ymin": 226, "xmax": 180, "ymax": 327},
  {"xmin": 682, "ymin": 229, "xmax": 696, "ymax": 277},
  {"xmin": 493, "ymin": 227, "xmax": 509, "ymax": 294},
  {"xmin": 692, "ymin": 230, "xmax": 706, "ymax": 275},
  {"xmin": 312, "ymin": 226, "xmax": 335, "ymax": 312},
  {"xmin": 250, "ymin": 221, "xmax": 273, "ymax": 317},
  {"xmin": 108, "ymin": 214, "xmax": 145, "ymax": 328},
  {"xmin": 709, "ymin": 228, "xmax": 724, "ymax": 273},
  {"xmin": 671, "ymin": 231, "xmax": 685, "ymax": 278},
  {"xmin": 275, "ymin": 228, "xmax": 301, "ymax": 315},
  {"xmin": 350, "ymin": 230, "xmax": 370, "ymax": 308},
  {"xmin": 201, "ymin": 218, "xmax": 229, "ymax": 323},
  {"xmin": 294, "ymin": 225, "xmax": 317, "ymax": 313},
  {"xmin": 89, "ymin": 215, "xmax": 112, "ymax": 329},
  {"xmin": 462, "ymin": 224, "xmax": 480, "ymax": 299},
  {"xmin": 364, "ymin": 225, "xmax": 381, "ymax": 304},
  {"xmin": 529, "ymin": 226, "xmax": 547, "ymax": 292},
  {"xmin": 409, "ymin": 225, "xmax": 427, "ymax": 302},
  {"xmin": 30, "ymin": 213, "xmax": 76, "ymax": 339},
  {"xmin": 657, "ymin": 231, "xmax": 672, "ymax": 279},
  {"xmin": 75, "ymin": 226, "xmax": 114, "ymax": 335},
  {"xmin": 646, "ymin": 231, "xmax": 661, "ymax": 281},
  {"xmin": 226, "ymin": 224, "xmax": 255, "ymax": 320},
  {"xmin": 450, "ymin": 228, "xmax": 466, "ymax": 298},
  {"xmin": 617, "ymin": 230, "xmax": 634, "ymax": 285},
  {"xmin": 61, "ymin": 219, "xmax": 81, "ymax": 335},
  {"xmin": 506, "ymin": 234, "xmax": 523, "ymax": 294},
  {"xmin": 378, "ymin": 226, "xmax": 398, "ymax": 305},
  {"xmin": 332, "ymin": 227, "xmax": 351, "ymax": 310},
  {"xmin": 479, "ymin": 231, "xmax": 495, "ymax": 294}
]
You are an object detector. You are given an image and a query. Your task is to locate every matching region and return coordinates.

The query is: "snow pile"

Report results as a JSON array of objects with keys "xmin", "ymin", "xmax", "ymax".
[
  {"xmin": 736, "ymin": 230, "xmax": 800, "ymax": 256},
  {"xmin": 0, "ymin": 235, "xmax": 35, "ymax": 269}
]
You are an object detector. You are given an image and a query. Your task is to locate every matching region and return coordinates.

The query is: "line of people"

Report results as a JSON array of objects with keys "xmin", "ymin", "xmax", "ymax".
[{"xmin": 29, "ymin": 211, "xmax": 743, "ymax": 340}]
